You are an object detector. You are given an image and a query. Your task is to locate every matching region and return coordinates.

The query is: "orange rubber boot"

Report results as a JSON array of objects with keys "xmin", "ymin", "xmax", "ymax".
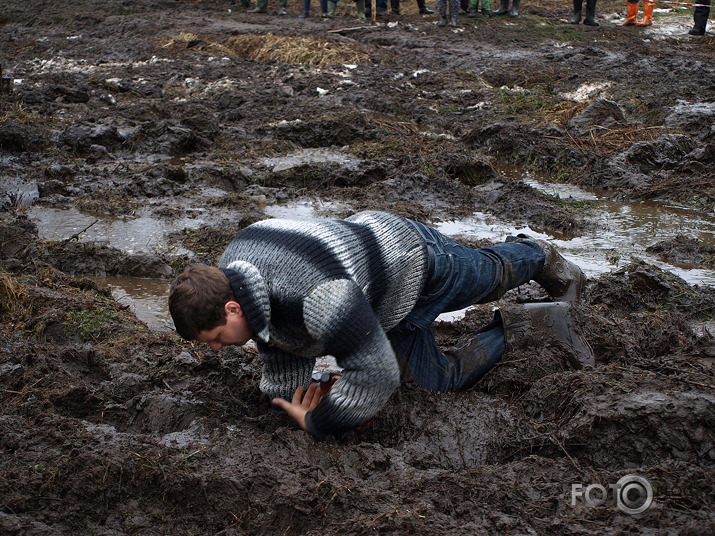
[
  {"xmin": 622, "ymin": 1, "xmax": 638, "ymax": 25},
  {"xmin": 636, "ymin": 1, "xmax": 653, "ymax": 25}
]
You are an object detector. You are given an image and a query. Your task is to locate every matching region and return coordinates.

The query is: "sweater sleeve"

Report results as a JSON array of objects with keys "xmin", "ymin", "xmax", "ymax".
[
  {"xmin": 302, "ymin": 279, "xmax": 401, "ymax": 438},
  {"xmin": 258, "ymin": 343, "xmax": 315, "ymax": 402}
]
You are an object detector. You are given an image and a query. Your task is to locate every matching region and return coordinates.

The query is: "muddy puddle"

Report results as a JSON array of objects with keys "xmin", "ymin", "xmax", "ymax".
[{"xmin": 27, "ymin": 174, "xmax": 715, "ymax": 331}]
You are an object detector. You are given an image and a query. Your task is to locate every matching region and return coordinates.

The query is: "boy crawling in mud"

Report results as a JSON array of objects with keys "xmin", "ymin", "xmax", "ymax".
[{"xmin": 169, "ymin": 211, "xmax": 593, "ymax": 439}]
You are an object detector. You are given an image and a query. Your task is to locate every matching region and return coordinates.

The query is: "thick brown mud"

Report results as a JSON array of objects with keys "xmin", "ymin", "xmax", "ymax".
[{"xmin": 1, "ymin": 0, "xmax": 714, "ymax": 534}]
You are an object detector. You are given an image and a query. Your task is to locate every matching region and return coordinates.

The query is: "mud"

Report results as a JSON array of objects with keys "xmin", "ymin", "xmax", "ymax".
[{"xmin": 1, "ymin": 0, "xmax": 714, "ymax": 534}]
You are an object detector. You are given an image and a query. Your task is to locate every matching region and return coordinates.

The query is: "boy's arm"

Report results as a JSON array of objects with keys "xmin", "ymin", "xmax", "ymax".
[
  {"xmin": 258, "ymin": 344, "xmax": 315, "ymax": 402},
  {"xmin": 301, "ymin": 279, "xmax": 401, "ymax": 439}
]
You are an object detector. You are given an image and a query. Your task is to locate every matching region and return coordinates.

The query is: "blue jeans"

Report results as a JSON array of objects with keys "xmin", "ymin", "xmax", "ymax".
[{"xmin": 387, "ymin": 220, "xmax": 545, "ymax": 392}]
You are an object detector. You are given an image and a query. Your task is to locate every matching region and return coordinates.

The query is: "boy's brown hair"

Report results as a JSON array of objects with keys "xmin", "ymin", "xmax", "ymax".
[{"xmin": 169, "ymin": 265, "xmax": 235, "ymax": 340}]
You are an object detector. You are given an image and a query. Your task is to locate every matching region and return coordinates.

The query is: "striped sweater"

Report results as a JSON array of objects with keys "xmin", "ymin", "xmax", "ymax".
[{"xmin": 218, "ymin": 211, "xmax": 428, "ymax": 438}]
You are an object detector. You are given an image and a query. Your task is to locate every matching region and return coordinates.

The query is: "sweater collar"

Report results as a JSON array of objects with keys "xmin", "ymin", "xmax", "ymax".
[{"xmin": 221, "ymin": 261, "xmax": 271, "ymax": 343}]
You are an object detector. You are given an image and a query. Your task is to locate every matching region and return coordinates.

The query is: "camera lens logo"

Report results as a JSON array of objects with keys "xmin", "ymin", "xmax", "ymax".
[{"xmin": 614, "ymin": 475, "xmax": 653, "ymax": 515}]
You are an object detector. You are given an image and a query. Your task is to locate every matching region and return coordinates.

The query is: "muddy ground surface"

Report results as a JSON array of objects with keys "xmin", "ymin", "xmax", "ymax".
[{"xmin": 1, "ymin": 0, "xmax": 715, "ymax": 534}]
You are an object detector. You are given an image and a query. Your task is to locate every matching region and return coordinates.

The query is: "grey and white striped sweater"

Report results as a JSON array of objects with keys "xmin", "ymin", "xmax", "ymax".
[{"xmin": 218, "ymin": 211, "xmax": 428, "ymax": 438}]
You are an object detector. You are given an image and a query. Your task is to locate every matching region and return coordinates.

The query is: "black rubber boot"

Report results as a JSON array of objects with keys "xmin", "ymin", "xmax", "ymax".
[
  {"xmin": 417, "ymin": 0, "xmax": 435, "ymax": 13},
  {"xmin": 507, "ymin": 234, "xmax": 586, "ymax": 302},
  {"xmin": 689, "ymin": 4, "xmax": 709, "ymax": 34},
  {"xmin": 494, "ymin": 0, "xmax": 509, "ymax": 14},
  {"xmin": 570, "ymin": 0, "xmax": 581, "ymax": 23},
  {"xmin": 440, "ymin": 317, "xmax": 505, "ymax": 390},
  {"xmin": 583, "ymin": 0, "xmax": 599, "ymax": 25},
  {"xmin": 499, "ymin": 302, "xmax": 595, "ymax": 369}
]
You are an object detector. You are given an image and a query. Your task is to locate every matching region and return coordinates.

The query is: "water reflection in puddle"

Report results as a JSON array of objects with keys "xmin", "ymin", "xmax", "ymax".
[
  {"xmin": 24, "ymin": 177, "xmax": 715, "ymax": 330},
  {"xmin": 92, "ymin": 276, "xmax": 173, "ymax": 332},
  {"xmin": 26, "ymin": 205, "xmax": 203, "ymax": 255}
]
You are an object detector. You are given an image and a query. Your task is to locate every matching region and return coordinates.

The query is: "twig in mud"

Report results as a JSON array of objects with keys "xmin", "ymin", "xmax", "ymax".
[
  {"xmin": 181, "ymin": 446, "xmax": 207, "ymax": 461},
  {"xmin": 548, "ymin": 433, "xmax": 582, "ymax": 472},
  {"xmin": 63, "ymin": 219, "xmax": 98, "ymax": 243},
  {"xmin": 327, "ymin": 26, "xmax": 376, "ymax": 33}
]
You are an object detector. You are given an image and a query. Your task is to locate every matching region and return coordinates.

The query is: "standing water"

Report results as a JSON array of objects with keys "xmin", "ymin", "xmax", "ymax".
[{"xmin": 25, "ymin": 179, "xmax": 715, "ymax": 331}]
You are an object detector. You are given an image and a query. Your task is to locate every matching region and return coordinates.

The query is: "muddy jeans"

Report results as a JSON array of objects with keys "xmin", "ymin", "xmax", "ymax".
[{"xmin": 387, "ymin": 219, "xmax": 545, "ymax": 392}]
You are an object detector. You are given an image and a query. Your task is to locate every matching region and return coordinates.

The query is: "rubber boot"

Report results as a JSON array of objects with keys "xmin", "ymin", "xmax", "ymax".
[
  {"xmin": 507, "ymin": 234, "xmax": 586, "ymax": 302},
  {"xmin": 440, "ymin": 319, "xmax": 505, "ymax": 391},
  {"xmin": 356, "ymin": 0, "xmax": 366, "ymax": 18},
  {"xmin": 583, "ymin": 0, "xmax": 599, "ymax": 24},
  {"xmin": 438, "ymin": 0, "xmax": 448, "ymax": 25},
  {"xmin": 278, "ymin": 0, "xmax": 288, "ymax": 15},
  {"xmin": 689, "ymin": 4, "xmax": 709, "ymax": 34},
  {"xmin": 468, "ymin": 0, "xmax": 477, "ymax": 16},
  {"xmin": 570, "ymin": 0, "xmax": 582, "ymax": 23},
  {"xmin": 327, "ymin": 0, "xmax": 337, "ymax": 17},
  {"xmin": 248, "ymin": 0, "xmax": 268, "ymax": 12},
  {"xmin": 508, "ymin": 0, "xmax": 519, "ymax": 16},
  {"xmin": 499, "ymin": 302, "xmax": 595, "ymax": 370},
  {"xmin": 636, "ymin": 0, "xmax": 653, "ymax": 25},
  {"xmin": 481, "ymin": 0, "xmax": 491, "ymax": 16},
  {"xmin": 494, "ymin": 0, "xmax": 509, "ymax": 14},
  {"xmin": 622, "ymin": 0, "xmax": 638, "ymax": 25},
  {"xmin": 417, "ymin": 0, "xmax": 436, "ymax": 13}
]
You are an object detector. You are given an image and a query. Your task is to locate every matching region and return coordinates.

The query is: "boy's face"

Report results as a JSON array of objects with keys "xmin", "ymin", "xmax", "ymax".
[{"xmin": 196, "ymin": 301, "xmax": 253, "ymax": 350}]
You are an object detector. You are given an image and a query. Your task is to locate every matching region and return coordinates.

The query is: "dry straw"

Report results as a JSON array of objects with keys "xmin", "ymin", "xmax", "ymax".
[
  {"xmin": 221, "ymin": 33, "xmax": 369, "ymax": 66},
  {"xmin": 163, "ymin": 31, "xmax": 369, "ymax": 67}
]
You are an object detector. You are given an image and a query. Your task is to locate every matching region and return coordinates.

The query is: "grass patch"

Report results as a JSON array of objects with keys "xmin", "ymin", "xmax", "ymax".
[
  {"xmin": 220, "ymin": 33, "xmax": 370, "ymax": 66},
  {"xmin": 0, "ymin": 271, "xmax": 31, "ymax": 324},
  {"xmin": 162, "ymin": 31, "xmax": 370, "ymax": 67},
  {"xmin": 494, "ymin": 87, "xmax": 579, "ymax": 125},
  {"xmin": 64, "ymin": 307, "xmax": 120, "ymax": 341}
]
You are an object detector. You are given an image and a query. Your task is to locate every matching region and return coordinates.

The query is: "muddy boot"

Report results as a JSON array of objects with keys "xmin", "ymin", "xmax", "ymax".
[
  {"xmin": 583, "ymin": 0, "xmax": 599, "ymax": 24},
  {"xmin": 417, "ymin": 0, "xmax": 436, "ymax": 13},
  {"xmin": 499, "ymin": 302, "xmax": 595, "ymax": 369},
  {"xmin": 356, "ymin": 0, "xmax": 366, "ymax": 18},
  {"xmin": 635, "ymin": 0, "xmax": 653, "ymax": 25},
  {"xmin": 326, "ymin": 0, "xmax": 337, "ymax": 17},
  {"xmin": 248, "ymin": 0, "xmax": 268, "ymax": 12},
  {"xmin": 437, "ymin": 0, "xmax": 448, "ymax": 24},
  {"xmin": 494, "ymin": 0, "xmax": 509, "ymax": 14},
  {"xmin": 278, "ymin": 0, "xmax": 288, "ymax": 15},
  {"xmin": 468, "ymin": 0, "xmax": 477, "ymax": 16},
  {"xmin": 507, "ymin": 234, "xmax": 586, "ymax": 302},
  {"xmin": 570, "ymin": 0, "xmax": 582, "ymax": 23},
  {"xmin": 622, "ymin": 0, "xmax": 638, "ymax": 25},
  {"xmin": 508, "ymin": 0, "xmax": 519, "ymax": 16},
  {"xmin": 689, "ymin": 5, "xmax": 709, "ymax": 34},
  {"xmin": 441, "ymin": 320, "xmax": 505, "ymax": 390}
]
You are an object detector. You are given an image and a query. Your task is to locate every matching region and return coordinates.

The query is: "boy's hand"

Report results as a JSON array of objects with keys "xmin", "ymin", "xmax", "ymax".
[{"xmin": 272, "ymin": 382, "xmax": 324, "ymax": 432}]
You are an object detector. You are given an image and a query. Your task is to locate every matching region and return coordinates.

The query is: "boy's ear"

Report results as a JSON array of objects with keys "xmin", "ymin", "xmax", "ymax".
[{"xmin": 224, "ymin": 301, "xmax": 243, "ymax": 317}]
